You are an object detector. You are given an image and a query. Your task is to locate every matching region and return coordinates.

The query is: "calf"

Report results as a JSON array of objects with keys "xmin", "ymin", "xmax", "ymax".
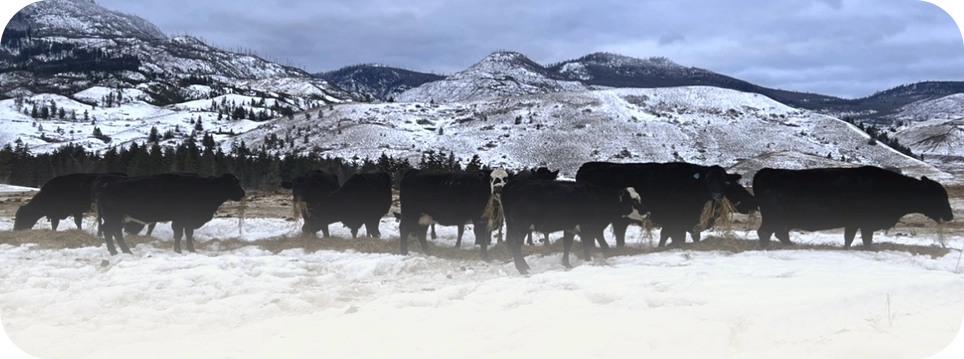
[
  {"xmin": 501, "ymin": 179, "xmax": 648, "ymax": 275},
  {"xmin": 281, "ymin": 169, "xmax": 340, "ymax": 237},
  {"xmin": 313, "ymin": 172, "xmax": 392, "ymax": 238},
  {"xmin": 576, "ymin": 161, "xmax": 731, "ymax": 247},
  {"xmin": 753, "ymin": 166, "xmax": 953, "ymax": 249},
  {"xmin": 97, "ymin": 173, "xmax": 246, "ymax": 255},
  {"xmin": 15, "ymin": 172, "xmax": 126, "ymax": 231},
  {"xmin": 398, "ymin": 168, "xmax": 508, "ymax": 260}
]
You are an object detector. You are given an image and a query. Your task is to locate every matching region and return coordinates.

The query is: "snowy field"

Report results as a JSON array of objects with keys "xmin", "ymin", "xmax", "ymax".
[{"xmin": 1, "ymin": 211, "xmax": 964, "ymax": 359}]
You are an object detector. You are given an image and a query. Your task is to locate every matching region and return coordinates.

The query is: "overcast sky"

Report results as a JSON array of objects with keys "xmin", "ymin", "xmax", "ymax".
[{"xmin": 49, "ymin": 1, "xmax": 964, "ymax": 98}]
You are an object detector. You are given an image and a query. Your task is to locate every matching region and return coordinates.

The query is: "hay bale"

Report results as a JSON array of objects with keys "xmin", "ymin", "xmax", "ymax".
[{"xmin": 697, "ymin": 198, "xmax": 736, "ymax": 233}]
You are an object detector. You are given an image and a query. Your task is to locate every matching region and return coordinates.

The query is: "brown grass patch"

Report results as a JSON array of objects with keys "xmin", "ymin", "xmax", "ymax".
[{"xmin": 0, "ymin": 230, "xmax": 161, "ymax": 250}]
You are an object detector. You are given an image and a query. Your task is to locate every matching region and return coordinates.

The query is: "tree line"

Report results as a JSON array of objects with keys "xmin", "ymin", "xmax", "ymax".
[{"xmin": 0, "ymin": 140, "xmax": 493, "ymax": 191}]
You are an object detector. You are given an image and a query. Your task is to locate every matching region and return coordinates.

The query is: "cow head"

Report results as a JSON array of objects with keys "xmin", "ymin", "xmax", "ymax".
[
  {"xmin": 619, "ymin": 187, "xmax": 650, "ymax": 222},
  {"xmin": 723, "ymin": 174, "xmax": 758, "ymax": 214},
  {"xmin": 219, "ymin": 173, "xmax": 246, "ymax": 201},
  {"xmin": 919, "ymin": 176, "xmax": 953, "ymax": 223},
  {"xmin": 489, "ymin": 167, "xmax": 509, "ymax": 195},
  {"xmin": 696, "ymin": 165, "xmax": 728, "ymax": 201},
  {"xmin": 13, "ymin": 203, "xmax": 41, "ymax": 231}
]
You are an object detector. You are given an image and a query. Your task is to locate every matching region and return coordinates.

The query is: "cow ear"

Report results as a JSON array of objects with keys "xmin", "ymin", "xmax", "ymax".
[
  {"xmin": 921, "ymin": 176, "xmax": 930, "ymax": 181},
  {"xmin": 552, "ymin": 170, "xmax": 560, "ymax": 176},
  {"xmin": 281, "ymin": 181, "xmax": 293, "ymax": 189}
]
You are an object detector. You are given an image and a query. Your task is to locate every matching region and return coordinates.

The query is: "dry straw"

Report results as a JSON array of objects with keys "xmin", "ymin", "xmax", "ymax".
[
  {"xmin": 482, "ymin": 194, "xmax": 504, "ymax": 233},
  {"xmin": 697, "ymin": 198, "xmax": 736, "ymax": 234}
]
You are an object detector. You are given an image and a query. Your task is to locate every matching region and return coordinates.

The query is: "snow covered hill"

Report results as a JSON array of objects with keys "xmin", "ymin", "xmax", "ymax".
[
  {"xmin": 1, "ymin": 0, "xmax": 350, "ymax": 104},
  {"xmin": 891, "ymin": 94, "xmax": 964, "ymax": 123},
  {"xmin": 315, "ymin": 64, "xmax": 445, "ymax": 102},
  {"xmin": 234, "ymin": 86, "xmax": 953, "ymax": 183},
  {"xmin": 396, "ymin": 51, "xmax": 592, "ymax": 103},
  {"xmin": 0, "ymin": 86, "xmax": 329, "ymax": 154}
]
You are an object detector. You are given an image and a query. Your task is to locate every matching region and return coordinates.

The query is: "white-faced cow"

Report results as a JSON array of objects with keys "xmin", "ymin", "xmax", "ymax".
[
  {"xmin": 15, "ymin": 172, "xmax": 126, "ymax": 231},
  {"xmin": 97, "ymin": 173, "xmax": 246, "ymax": 255},
  {"xmin": 575, "ymin": 161, "xmax": 731, "ymax": 247},
  {"xmin": 281, "ymin": 169, "xmax": 340, "ymax": 238},
  {"xmin": 311, "ymin": 172, "xmax": 392, "ymax": 238},
  {"xmin": 398, "ymin": 168, "xmax": 509, "ymax": 260},
  {"xmin": 753, "ymin": 166, "xmax": 953, "ymax": 249},
  {"xmin": 500, "ymin": 179, "xmax": 648, "ymax": 275}
]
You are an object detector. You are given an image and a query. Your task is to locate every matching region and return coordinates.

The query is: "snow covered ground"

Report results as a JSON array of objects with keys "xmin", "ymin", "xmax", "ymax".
[{"xmin": 1, "ymin": 214, "xmax": 963, "ymax": 359}]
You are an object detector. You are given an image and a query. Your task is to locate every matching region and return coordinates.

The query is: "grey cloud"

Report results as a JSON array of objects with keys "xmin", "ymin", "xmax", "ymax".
[{"xmin": 94, "ymin": 0, "xmax": 964, "ymax": 98}]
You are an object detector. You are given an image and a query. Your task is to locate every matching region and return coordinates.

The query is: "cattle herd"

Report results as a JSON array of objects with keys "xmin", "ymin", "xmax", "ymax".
[{"xmin": 8, "ymin": 161, "xmax": 955, "ymax": 275}]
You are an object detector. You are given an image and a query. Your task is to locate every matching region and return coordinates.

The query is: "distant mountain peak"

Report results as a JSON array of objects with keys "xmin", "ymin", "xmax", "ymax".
[
  {"xmin": 9, "ymin": 0, "xmax": 167, "ymax": 40},
  {"xmin": 574, "ymin": 52, "xmax": 685, "ymax": 69}
]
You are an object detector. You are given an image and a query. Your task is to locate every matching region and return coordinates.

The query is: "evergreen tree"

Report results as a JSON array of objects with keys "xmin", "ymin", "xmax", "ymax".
[
  {"xmin": 194, "ymin": 118, "xmax": 203, "ymax": 131},
  {"xmin": 465, "ymin": 154, "xmax": 483, "ymax": 172},
  {"xmin": 31, "ymin": 104, "xmax": 37, "ymax": 118},
  {"xmin": 83, "ymin": 110, "xmax": 89, "ymax": 121},
  {"xmin": 148, "ymin": 126, "xmax": 160, "ymax": 142},
  {"xmin": 58, "ymin": 108, "xmax": 65, "ymax": 119}
]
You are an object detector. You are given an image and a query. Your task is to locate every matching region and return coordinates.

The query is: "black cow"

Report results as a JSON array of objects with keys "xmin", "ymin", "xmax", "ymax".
[
  {"xmin": 501, "ymin": 179, "xmax": 648, "ymax": 275},
  {"xmin": 398, "ymin": 168, "xmax": 509, "ymax": 260},
  {"xmin": 688, "ymin": 179, "xmax": 759, "ymax": 242},
  {"xmin": 427, "ymin": 167, "xmax": 561, "ymax": 245},
  {"xmin": 575, "ymin": 161, "xmax": 730, "ymax": 247},
  {"xmin": 312, "ymin": 172, "xmax": 392, "ymax": 238},
  {"xmin": 14, "ymin": 172, "xmax": 125, "ymax": 231},
  {"xmin": 753, "ymin": 166, "xmax": 953, "ymax": 249},
  {"xmin": 281, "ymin": 169, "xmax": 340, "ymax": 238},
  {"xmin": 97, "ymin": 173, "xmax": 246, "ymax": 255}
]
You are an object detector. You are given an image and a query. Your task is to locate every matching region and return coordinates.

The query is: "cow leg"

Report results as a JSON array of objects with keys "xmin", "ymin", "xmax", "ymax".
[
  {"xmin": 668, "ymin": 227, "xmax": 687, "ymax": 248},
  {"xmin": 860, "ymin": 228, "xmax": 874, "ymax": 250},
  {"xmin": 843, "ymin": 226, "xmax": 857, "ymax": 249},
  {"xmin": 561, "ymin": 232, "xmax": 575, "ymax": 269},
  {"xmin": 658, "ymin": 230, "xmax": 670, "ymax": 247},
  {"xmin": 102, "ymin": 222, "xmax": 119, "ymax": 255},
  {"xmin": 321, "ymin": 225, "xmax": 331, "ymax": 238},
  {"xmin": 580, "ymin": 233, "xmax": 595, "ymax": 262},
  {"xmin": 611, "ymin": 220, "xmax": 629, "ymax": 247},
  {"xmin": 366, "ymin": 220, "xmax": 381, "ymax": 238},
  {"xmin": 455, "ymin": 225, "xmax": 465, "ymax": 248},
  {"xmin": 543, "ymin": 233, "xmax": 550, "ymax": 246},
  {"xmin": 431, "ymin": 224, "xmax": 438, "ymax": 240},
  {"xmin": 112, "ymin": 223, "xmax": 132, "ymax": 255},
  {"xmin": 691, "ymin": 230, "xmax": 702, "ymax": 243},
  {"xmin": 526, "ymin": 231, "xmax": 534, "ymax": 246},
  {"xmin": 173, "ymin": 222, "xmax": 184, "ymax": 254},
  {"xmin": 594, "ymin": 232, "xmax": 611, "ymax": 254},
  {"xmin": 506, "ymin": 227, "xmax": 529, "ymax": 274},
  {"xmin": 350, "ymin": 227, "xmax": 359, "ymax": 239},
  {"xmin": 50, "ymin": 218, "xmax": 60, "ymax": 231},
  {"xmin": 146, "ymin": 222, "xmax": 157, "ymax": 236},
  {"xmin": 416, "ymin": 225, "xmax": 431, "ymax": 254},
  {"xmin": 74, "ymin": 212, "xmax": 84, "ymax": 230},
  {"xmin": 757, "ymin": 219, "xmax": 774, "ymax": 249},
  {"xmin": 185, "ymin": 227, "xmax": 196, "ymax": 253},
  {"xmin": 399, "ymin": 219, "xmax": 411, "ymax": 255},
  {"xmin": 775, "ymin": 228, "xmax": 793, "ymax": 246},
  {"xmin": 473, "ymin": 222, "xmax": 491, "ymax": 261}
]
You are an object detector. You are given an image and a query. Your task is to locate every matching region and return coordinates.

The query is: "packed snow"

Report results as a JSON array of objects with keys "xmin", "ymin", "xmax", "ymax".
[{"xmin": 0, "ymin": 211, "xmax": 963, "ymax": 359}]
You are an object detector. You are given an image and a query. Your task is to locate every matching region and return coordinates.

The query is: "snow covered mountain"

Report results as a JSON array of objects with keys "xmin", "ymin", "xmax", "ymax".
[
  {"xmin": 234, "ymin": 86, "xmax": 953, "ymax": 183},
  {"xmin": 0, "ymin": 0, "xmax": 349, "ymax": 104},
  {"xmin": 315, "ymin": 64, "xmax": 445, "ymax": 102},
  {"xmin": 396, "ymin": 51, "xmax": 592, "ymax": 103}
]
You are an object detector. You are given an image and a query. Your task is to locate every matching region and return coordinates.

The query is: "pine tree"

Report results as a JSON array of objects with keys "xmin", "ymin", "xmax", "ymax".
[
  {"xmin": 148, "ymin": 126, "xmax": 160, "ymax": 142},
  {"xmin": 58, "ymin": 108, "xmax": 65, "ymax": 119},
  {"xmin": 83, "ymin": 110, "xmax": 89, "ymax": 121},
  {"xmin": 194, "ymin": 118, "xmax": 203, "ymax": 131},
  {"xmin": 465, "ymin": 154, "xmax": 483, "ymax": 172},
  {"xmin": 31, "ymin": 104, "xmax": 37, "ymax": 118}
]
